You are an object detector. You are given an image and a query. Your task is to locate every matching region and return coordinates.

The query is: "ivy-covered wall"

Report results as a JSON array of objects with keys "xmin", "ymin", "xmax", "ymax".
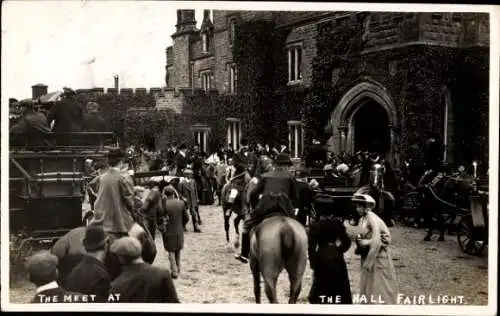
[{"xmin": 302, "ymin": 12, "xmax": 489, "ymax": 166}]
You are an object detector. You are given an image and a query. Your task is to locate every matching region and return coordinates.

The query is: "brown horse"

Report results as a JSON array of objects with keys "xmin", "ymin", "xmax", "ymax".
[{"xmin": 249, "ymin": 211, "xmax": 308, "ymax": 303}]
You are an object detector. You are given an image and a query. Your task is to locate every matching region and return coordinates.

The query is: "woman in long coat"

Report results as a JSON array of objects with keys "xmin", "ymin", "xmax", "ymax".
[
  {"xmin": 308, "ymin": 211, "xmax": 353, "ymax": 304},
  {"xmin": 351, "ymin": 193, "xmax": 397, "ymax": 304}
]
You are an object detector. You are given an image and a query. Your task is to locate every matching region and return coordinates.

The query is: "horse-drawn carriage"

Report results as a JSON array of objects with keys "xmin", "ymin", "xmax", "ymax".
[
  {"xmin": 9, "ymin": 132, "xmax": 116, "ymax": 264},
  {"xmin": 294, "ymin": 167, "xmax": 359, "ymax": 224},
  {"xmin": 398, "ymin": 164, "xmax": 489, "ymax": 256}
]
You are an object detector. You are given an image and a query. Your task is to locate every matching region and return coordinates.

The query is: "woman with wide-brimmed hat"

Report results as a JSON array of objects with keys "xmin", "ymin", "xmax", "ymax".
[{"xmin": 348, "ymin": 193, "xmax": 397, "ymax": 304}]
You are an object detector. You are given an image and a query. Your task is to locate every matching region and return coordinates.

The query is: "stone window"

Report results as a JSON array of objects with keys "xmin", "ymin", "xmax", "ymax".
[
  {"xmin": 229, "ymin": 20, "xmax": 237, "ymax": 46},
  {"xmin": 201, "ymin": 71, "xmax": 212, "ymax": 91},
  {"xmin": 287, "ymin": 45, "xmax": 303, "ymax": 84},
  {"xmin": 229, "ymin": 64, "xmax": 237, "ymax": 94},
  {"xmin": 190, "ymin": 62, "xmax": 195, "ymax": 88},
  {"xmin": 202, "ymin": 33, "xmax": 209, "ymax": 53},
  {"xmin": 288, "ymin": 121, "xmax": 304, "ymax": 159},
  {"xmin": 226, "ymin": 118, "xmax": 242, "ymax": 151},
  {"xmin": 191, "ymin": 124, "xmax": 211, "ymax": 153}
]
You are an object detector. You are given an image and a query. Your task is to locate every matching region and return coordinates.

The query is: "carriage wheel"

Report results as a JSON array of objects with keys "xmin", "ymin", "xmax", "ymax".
[
  {"xmin": 400, "ymin": 192, "xmax": 422, "ymax": 227},
  {"xmin": 456, "ymin": 214, "xmax": 486, "ymax": 257}
]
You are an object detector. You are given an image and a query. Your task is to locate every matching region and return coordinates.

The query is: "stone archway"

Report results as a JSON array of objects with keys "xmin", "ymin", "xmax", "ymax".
[{"xmin": 329, "ymin": 79, "xmax": 398, "ymax": 164}]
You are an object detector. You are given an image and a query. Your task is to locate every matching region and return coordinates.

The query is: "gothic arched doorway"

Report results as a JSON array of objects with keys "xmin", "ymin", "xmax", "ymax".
[
  {"xmin": 329, "ymin": 79, "xmax": 398, "ymax": 165},
  {"xmin": 352, "ymin": 98, "xmax": 391, "ymax": 155}
]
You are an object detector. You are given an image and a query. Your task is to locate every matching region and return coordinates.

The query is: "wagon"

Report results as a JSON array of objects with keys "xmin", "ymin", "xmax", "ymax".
[{"xmin": 9, "ymin": 132, "xmax": 116, "ymax": 264}]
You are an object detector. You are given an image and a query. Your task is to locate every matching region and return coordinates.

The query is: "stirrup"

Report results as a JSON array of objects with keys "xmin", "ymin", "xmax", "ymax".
[{"xmin": 235, "ymin": 254, "xmax": 248, "ymax": 263}]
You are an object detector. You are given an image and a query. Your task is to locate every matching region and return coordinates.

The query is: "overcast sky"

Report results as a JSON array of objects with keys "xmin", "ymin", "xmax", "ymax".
[
  {"xmin": 2, "ymin": 1, "xmax": 208, "ymax": 101},
  {"xmin": 1, "ymin": 1, "xmax": 495, "ymax": 104}
]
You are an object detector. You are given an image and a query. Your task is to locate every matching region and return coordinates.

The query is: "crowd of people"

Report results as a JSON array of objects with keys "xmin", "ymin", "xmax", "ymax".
[
  {"xmin": 22, "ymin": 135, "xmax": 406, "ymax": 305},
  {"xmin": 24, "ymin": 130, "xmax": 486, "ymax": 305}
]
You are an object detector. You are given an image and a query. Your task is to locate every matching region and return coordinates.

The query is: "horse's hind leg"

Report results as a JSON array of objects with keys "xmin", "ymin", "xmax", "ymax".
[
  {"xmin": 263, "ymin": 275, "xmax": 279, "ymax": 304},
  {"xmin": 250, "ymin": 258, "xmax": 261, "ymax": 304},
  {"xmin": 223, "ymin": 210, "xmax": 230, "ymax": 243},
  {"xmin": 288, "ymin": 277, "xmax": 303, "ymax": 304},
  {"xmin": 286, "ymin": 254, "xmax": 307, "ymax": 304},
  {"xmin": 234, "ymin": 215, "xmax": 241, "ymax": 249}
]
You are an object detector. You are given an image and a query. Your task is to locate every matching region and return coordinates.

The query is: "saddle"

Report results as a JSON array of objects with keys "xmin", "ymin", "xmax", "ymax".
[{"xmin": 256, "ymin": 192, "xmax": 295, "ymax": 222}]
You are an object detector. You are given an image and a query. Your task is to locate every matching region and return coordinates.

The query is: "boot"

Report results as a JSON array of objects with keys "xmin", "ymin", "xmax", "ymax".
[
  {"xmin": 235, "ymin": 233, "xmax": 250, "ymax": 263},
  {"xmin": 193, "ymin": 220, "xmax": 202, "ymax": 233}
]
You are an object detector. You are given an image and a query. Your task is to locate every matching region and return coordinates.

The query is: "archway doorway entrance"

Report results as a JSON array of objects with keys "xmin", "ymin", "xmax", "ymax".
[
  {"xmin": 353, "ymin": 98, "xmax": 391, "ymax": 155},
  {"xmin": 329, "ymin": 80, "xmax": 398, "ymax": 166}
]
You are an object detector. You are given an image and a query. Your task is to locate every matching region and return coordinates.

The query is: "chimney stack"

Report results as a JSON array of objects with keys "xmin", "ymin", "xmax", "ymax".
[
  {"xmin": 114, "ymin": 75, "xmax": 119, "ymax": 91},
  {"xmin": 203, "ymin": 10, "xmax": 210, "ymax": 21},
  {"xmin": 32, "ymin": 84, "xmax": 48, "ymax": 99}
]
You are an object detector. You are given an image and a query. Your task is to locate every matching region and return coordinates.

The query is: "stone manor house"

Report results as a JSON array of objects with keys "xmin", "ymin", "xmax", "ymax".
[{"xmin": 164, "ymin": 9, "xmax": 489, "ymax": 167}]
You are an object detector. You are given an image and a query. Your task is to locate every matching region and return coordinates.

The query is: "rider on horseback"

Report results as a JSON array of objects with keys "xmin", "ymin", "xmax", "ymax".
[{"xmin": 235, "ymin": 153, "xmax": 300, "ymax": 263}]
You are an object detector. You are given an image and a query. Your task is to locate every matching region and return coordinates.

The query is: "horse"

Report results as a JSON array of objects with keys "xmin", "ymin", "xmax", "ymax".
[
  {"xmin": 243, "ymin": 166, "xmax": 308, "ymax": 304},
  {"xmin": 421, "ymin": 172, "xmax": 476, "ymax": 241},
  {"xmin": 249, "ymin": 205, "xmax": 308, "ymax": 304},
  {"xmin": 355, "ymin": 162, "xmax": 395, "ymax": 227},
  {"xmin": 220, "ymin": 172, "xmax": 248, "ymax": 247}
]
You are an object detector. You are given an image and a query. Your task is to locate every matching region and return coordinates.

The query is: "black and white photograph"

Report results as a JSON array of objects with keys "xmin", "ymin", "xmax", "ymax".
[{"xmin": 1, "ymin": 1, "xmax": 498, "ymax": 314}]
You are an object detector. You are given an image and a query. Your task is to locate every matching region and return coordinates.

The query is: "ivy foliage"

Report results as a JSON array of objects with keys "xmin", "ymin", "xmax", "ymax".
[
  {"xmin": 71, "ymin": 92, "xmax": 156, "ymax": 146},
  {"xmin": 231, "ymin": 20, "xmax": 293, "ymax": 144},
  {"xmin": 302, "ymin": 14, "xmax": 367, "ymax": 142}
]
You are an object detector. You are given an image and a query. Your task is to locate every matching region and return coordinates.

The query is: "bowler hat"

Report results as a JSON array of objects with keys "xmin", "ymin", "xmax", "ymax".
[
  {"xmin": 110, "ymin": 236, "xmax": 142, "ymax": 259},
  {"xmin": 351, "ymin": 193, "xmax": 376, "ymax": 208},
  {"xmin": 25, "ymin": 251, "xmax": 58, "ymax": 280},
  {"xmin": 107, "ymin": 148, "xmax": 124, "ymax": 160},
  {"xmin": 274, "ymin": 153, "xmax": 293, "ymax": 166},
  {"xmin": 83, "ymin": 225, "xmax": 109, "ymax": 252}
]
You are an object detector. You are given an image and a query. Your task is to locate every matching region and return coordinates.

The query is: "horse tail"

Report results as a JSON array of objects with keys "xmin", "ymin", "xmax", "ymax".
[{"xmin": 280, "ymin": 219, "xmax": 296, "ymax": 263}]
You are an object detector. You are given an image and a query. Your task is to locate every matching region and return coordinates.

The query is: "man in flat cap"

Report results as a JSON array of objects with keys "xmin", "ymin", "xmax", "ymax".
[
  {"xmin": 93, "ymin": 148, "xmax": 137, "ymax": 239},
  {"xmin": 26, "ymin": 251, "xmax": 78, "ymax": 303},
  {"xmin": 65, "ymin": 225, "xmax": 111, "ymax": 302},
  {"xmin": 110, "ymin": 237, "xmax": 180, "ymax": 303},
  {"xmin": 178, "ymin": 167, "xmax": 201, "ymax": 233}
]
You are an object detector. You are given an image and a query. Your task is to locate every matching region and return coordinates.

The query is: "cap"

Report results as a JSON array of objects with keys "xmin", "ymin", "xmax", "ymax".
[{"xmin": 110, "ymin": 237, "xmax": 142, "ymax": 259}]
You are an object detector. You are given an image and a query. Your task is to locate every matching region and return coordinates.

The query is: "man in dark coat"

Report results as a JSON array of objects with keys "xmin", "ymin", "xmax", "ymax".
[
  {"xmin": 110, "ymin": 237, "xmax": 180, "ymax": 303},
  {"xmin": 47, "ymin": 88, "xmax": 83, "ymax": 132},
  {"xmin": 160, "ymin": 186, "xmax": 187, "ymax": 279},
  {"xmin": 10, "ymin": 101, "xmax": 51, "ymax": 147},
  {"xmin": 305, "ymin": 139, "xmax": 328, "ymax": 169},
  {"xmin": 174, "ymin": 144, "xmax": 189, "ymax": 177},
  {"xmin": 65, "ymin": 225, "xmax": 111, "ymax": 302},
  {"xmin": 138, "ymin": 178, "xmax": 163, "ymax": 240},
  {"xmin": 178, "ymin": 168, "xmax": 202, "ymax": 233},
  {"xmin": 46, "ymin": 88, "xmax": 83, "ymax": 145},
  {"xmin": 26, "ymin": 251, "xmax": 79, "ymax": 303},
  {"xmin": 235, "ymin": 153, "xmax": 299, "ymax": 263},
  {"xmin": 234, "ymin": 138, "xmax": 258, "ymax": 177}
]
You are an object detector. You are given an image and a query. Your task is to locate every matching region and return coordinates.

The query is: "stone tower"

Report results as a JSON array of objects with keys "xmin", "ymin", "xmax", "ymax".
[{"xmin": 171, "ymin": 10, "xmax": 197, "ymax": 89}]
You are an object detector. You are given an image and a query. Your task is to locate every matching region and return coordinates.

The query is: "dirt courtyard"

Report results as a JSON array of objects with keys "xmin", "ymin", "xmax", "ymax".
[{"xmin": 9, "ymin": 204, "xmax": 488, "ymax": 305}]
